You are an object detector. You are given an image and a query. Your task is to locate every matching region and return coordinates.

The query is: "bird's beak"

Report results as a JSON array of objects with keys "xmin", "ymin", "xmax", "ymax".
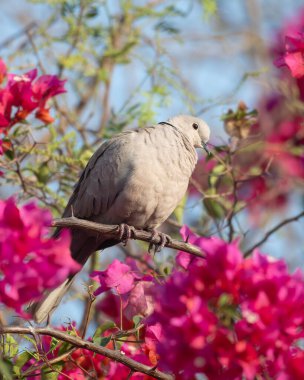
[{"xmin": 202, "ymin": 142, "xmax": 210, "ymax": 155}]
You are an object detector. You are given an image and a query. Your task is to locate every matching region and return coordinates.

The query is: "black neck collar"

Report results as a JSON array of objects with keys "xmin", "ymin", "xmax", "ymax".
[
  {"xmin": 158, "ymin": 121, "xmax": 193, "ymax": 148},
  {"xmin": 158, "ymin": 121, "xmax": 176, "ymax": 128}
]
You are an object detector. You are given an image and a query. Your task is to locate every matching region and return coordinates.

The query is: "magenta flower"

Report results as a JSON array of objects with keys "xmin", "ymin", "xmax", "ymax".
[
  {"xmin": 149, "ymin": 227, "xmax": 304, "ymax": 379},
  {"xmin": 0, "ymin": 88, "xmax": 13, "ymax": 130},
  {"xmin": 0, "ymin": 60, "xmax": 66, "ymax": 129},
  {"xmin": 93, "ymin": 258, "xmax": 155, "ymax": 323},
  {"xmin": 7, "ymin": 69, "xmax": 38, "ymax": 116},
  {"xmin": 92, "ymin": 259, "xmax": 136, "ymax": 295},
  {"xmin": 275, "ymin": 34, "xmax": 304, "ymax": 78},
  {"xmin": 32, "ymin": 74, "xmax": 66, "ymax": 107},
  {"xmin": 0, "ymin": 198, "xmax": 80, "ymax": 316},
  {"xmin": 105, "ymin": 344, "xmax": 155, "ymax": 379},
  {"xmin": 0, "ymin": 58, "xmax": 7, "ymax": 84}
]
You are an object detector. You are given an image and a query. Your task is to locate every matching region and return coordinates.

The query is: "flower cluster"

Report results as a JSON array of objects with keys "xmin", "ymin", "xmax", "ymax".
[
  {"xmin": 0, "ymin": 58, "xmax": 66, "ymax": 134},
  {"xmin": 92, "ymin": 258, "xmax": 155, "ymax": 323},
  {"xmin": 0, "ymin": 198, "xmax": 80, "ymax": 316},
  {"xmin": 148, "ymin": 226, "xmax": 304, "ymax": 379},
  {"xmin": 58, "ymin": 344, "xmax": 157, "ymax": 380},
  {"xmin": 22, "ymin": 323, "xmax": 156, "ymax": 379}
]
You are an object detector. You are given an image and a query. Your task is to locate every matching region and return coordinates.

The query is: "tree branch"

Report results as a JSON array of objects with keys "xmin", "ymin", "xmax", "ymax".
[
  {"xmin": 244, "ymin": 210, "xmax": 304, "ymax": 257},
  {"xmin": 0, "ymin": 326, "xmax": 173, "ymax": 380},
  {"xmin": 52, "ymin": 217, "xmax": 205, "ymax": 259}
]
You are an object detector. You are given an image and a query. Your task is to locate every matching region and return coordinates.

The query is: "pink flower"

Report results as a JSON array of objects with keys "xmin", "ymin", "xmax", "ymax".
[
  {"xmin": 0, "ymin": 59, "xmax": 7, "ymax": 85},
  {"xmin": 275, "ymin": 34, "xmax": 304, "ymax": 78},
  {"xmin": 0, "ymin": 198, "xmax": 80, "ymax": 316},
  {"xmin": 31, "ymin": 74, "xmax": 66, "ymax": 108},
  {"xmin": 7, "ymin": 69, "xmax": 39, "ymax": 118},
  {"xmin": 123, "ymin": 280, "xmax": 155, "ymax": 320},
  {"xmin": 0, "ymin": 60, "xmax": 66, "ymax": 130},
  {"xmin": 93, "ymin": 258, "xmax": 156, "ymax": 323},
  {"xmin": 58, "ymin": 346, "xmax": 109, "ymax": 380},
  {"xmin": 92, "ymin": 259, "xmax": 136, "ymax": 295},
  {"xmin": 106, "ymin": 344, "xmax": 155, "ymax": 380},
  {"xmin": 148, "ymin": 228, "xmax": 304, "ymax": 379},
  {"xmin": 0, "ymin": 88, "xmax": 13, "ymax": 129},
  {"xmin": 7, "ymin": 69, "xmax": 66, "ymax": 123}
]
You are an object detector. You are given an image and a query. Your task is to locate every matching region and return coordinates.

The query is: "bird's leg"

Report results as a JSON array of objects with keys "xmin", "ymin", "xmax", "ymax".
[
  {"xmin": 118, "ymin": 223, "xmax": 136, "ymax": 246},
  {"xmin": 147, "ymin": 229, "xmax": 172, "ymax": 254}
]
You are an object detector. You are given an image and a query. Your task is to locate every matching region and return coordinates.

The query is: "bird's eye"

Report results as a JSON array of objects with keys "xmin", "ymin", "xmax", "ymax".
[{"xmin": 192, "ymin": 123, "xmax": 199, "ymax": 130}]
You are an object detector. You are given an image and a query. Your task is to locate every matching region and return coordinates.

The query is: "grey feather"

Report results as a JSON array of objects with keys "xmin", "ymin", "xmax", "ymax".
[{"xmin": 33, "ymin": 115, "xmax": 211, "ymax": 322}]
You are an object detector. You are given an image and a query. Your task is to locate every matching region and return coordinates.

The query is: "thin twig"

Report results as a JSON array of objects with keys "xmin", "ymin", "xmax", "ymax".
[
  {"xmin": 81, "ymin": 286, "xmax": 96, "ymax": 339},
  {"xmin": 0, "ymin": 22, "xmax": 37, "ymax": 48},
  {"xmin": 244, "ymin": 210, "xmax": 304, "ymax": 257},
  {"xmin": 22, "ymin": 347, "xmax": 77, "ymax": 377},
  {"xmin": 0, "ymin": 326, "xmax": 173, "ymax": 380},
  {"xmin": 52, "ymin": 217, "xmax": 205, "ymax": 258}
]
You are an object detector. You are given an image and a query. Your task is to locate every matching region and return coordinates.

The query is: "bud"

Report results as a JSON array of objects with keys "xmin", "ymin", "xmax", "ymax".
[
  {"xmin": 223, "ymin": 101, "xmax": 258, "ymax": 140},
  {"xmin": 35, "ymin": 108, "xmax": 54, "ymax": 124}
]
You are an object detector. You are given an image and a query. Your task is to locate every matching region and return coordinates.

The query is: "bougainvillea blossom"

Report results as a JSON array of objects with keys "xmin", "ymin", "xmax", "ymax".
[
  {"xmin": 148, "ymin": 227, "xmax": 304, "ymax": 379},
  {"xmin": 0, "ymin": 198, "xmax": 80, "ymax": 316},
  {"xmin": 0, "ymin": 59, "xmax": 66, "ymax": 129},
  {"xmin": 275, "ymin": 34, "xmax": 304, "ymax": 78}
]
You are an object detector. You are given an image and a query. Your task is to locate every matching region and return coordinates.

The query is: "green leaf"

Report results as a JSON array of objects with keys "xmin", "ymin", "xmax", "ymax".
[
  {"xmin": 201, "ymin": 0, "xmax": 217, "ymax": 16},
  {"xmin": 50, "ymin": 337, "xmax": 61, "ymax": 352},
  {"xmin": 92, "ymin": 320, "xmax": 116, "ymax": 345},
  {"xmin": 98, "ymin": 336, "xmax": 112, "ymax": 347},
  {"xmin": 22, "ymin": 335, "xmax": 36, "ymax": 346},
  {"xmin": 155, "ymin": 21, "xmax": 179, "ymax": 34},
  {"xmin": 14, "ymin": 351, "xmax": 32, "ymax": 371},
  {"xmin": 35, "ymin": 162, "xmax": 50, "ymax": 184},
  {"xmin": 3, "ymin": 335, "xmax": 18, "ymax": 358},
  {"xmin": 203, "ymin": 198, "xmax": 225, "ymax": 219},
  {"xmin": 132, "ymin": 315, "xmax": 142, "ymax": 329},
  {"xmin": 4, "ymin": 149, "xmax": 14, "ymax": 161},
  {"xmin": 0, "ymin": 358, "xmax": 13, "ymax": 380},
  {"xmin": 85, "ymin": 6, "xmax": 98, "ymax": 18},
  {"xmin": 218, "ymin": 293, "xmax": 233, "ymax": 307},
  {"xmin": 41, "ymin": 363, "xmax": 63, "ymax": 380}
]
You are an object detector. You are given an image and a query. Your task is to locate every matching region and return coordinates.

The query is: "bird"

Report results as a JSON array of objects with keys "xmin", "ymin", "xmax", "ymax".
[{"xmin": 33, "ymin": 114, "xmax": 211, "ymax": 323}]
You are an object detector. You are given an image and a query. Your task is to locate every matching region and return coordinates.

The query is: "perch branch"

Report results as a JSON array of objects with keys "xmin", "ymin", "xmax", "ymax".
[{"xmin": 52, "ymin": 217, "xmax": 205, "ymax": 258}]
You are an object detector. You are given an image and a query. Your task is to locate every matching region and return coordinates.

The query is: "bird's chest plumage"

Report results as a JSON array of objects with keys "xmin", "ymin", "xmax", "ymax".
[{"xmin": 102, "ymin": 128, "xmax": 197, "ymax": 228}]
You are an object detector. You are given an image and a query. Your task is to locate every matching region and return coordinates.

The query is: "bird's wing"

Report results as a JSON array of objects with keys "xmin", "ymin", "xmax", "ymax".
[{"xmin": 62, "ymin": 131, "xmax": 135, "ymax": 220}]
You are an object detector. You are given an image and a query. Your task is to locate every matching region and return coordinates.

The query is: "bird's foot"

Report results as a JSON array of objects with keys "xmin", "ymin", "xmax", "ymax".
[
  {"xmin": 148, "ymin": 229, "xmax": 172, "ymax": 254},
  {"xmin": 118, "ymin": 223, "xmax": 136, "ymax": 246}
]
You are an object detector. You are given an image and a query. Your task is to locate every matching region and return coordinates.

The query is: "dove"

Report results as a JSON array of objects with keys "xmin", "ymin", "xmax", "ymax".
[{"xmin": 33, "ymin": 114, "xmax": 210, "ymax": 322}]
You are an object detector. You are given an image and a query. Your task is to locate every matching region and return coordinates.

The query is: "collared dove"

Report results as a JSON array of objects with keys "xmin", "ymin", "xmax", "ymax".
[{"xmin": 33, "ymin": 114, "xmax": 210, "ymax": 322}]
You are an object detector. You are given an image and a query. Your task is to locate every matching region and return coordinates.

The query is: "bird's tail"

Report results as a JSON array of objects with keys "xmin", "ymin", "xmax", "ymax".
[{"xmin": 32, "ymin": 275, "xmax": 75, "ymax": 323}]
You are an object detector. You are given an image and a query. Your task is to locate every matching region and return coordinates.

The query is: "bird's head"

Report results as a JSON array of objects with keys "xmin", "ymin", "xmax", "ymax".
[{"xmin": 166, "ymin": 114, "xmax": 211, "ymax": 154}]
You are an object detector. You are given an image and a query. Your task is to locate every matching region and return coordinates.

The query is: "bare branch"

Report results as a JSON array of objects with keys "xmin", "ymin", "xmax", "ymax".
[
  {"xmin": 22, "ymin": 347, "xmax": 77, "ymax": 378},
  {"xmin": 0, "ymin": 22, "xmax": 37, "ymax": 48},
  {"xmin": 0, "ymin": 326, "xmax": 173, "ymax": 380},
  {"xmin": 244, "ymin": 210, "xmax": 304, "ymax": 257},
  {"xmin": 52, "ymin": 217, "xmax": 205, "ymax": 259}
]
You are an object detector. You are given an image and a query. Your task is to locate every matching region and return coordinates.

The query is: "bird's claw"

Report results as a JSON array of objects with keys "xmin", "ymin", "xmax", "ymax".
[
  {"xmin": 148, "ymin": 230, "xmax": 172, "ymax": 254},
  {"xmin": 118, "ymin": 223, "xmax": 135, "ymax": 246}
]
